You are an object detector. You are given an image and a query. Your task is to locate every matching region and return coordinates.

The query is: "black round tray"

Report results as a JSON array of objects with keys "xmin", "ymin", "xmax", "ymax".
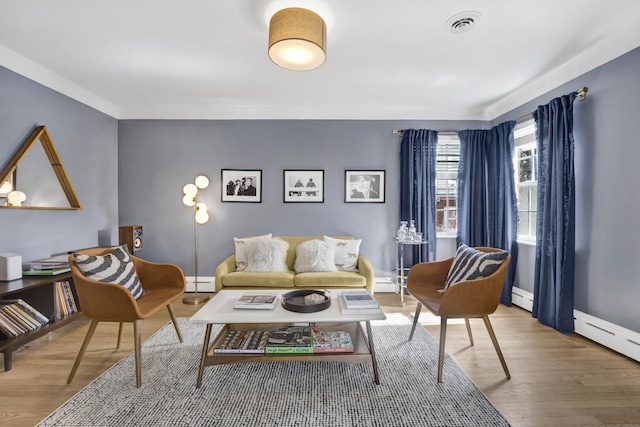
[{"xmin": 282, "ymin": 290, "xmax": 331, "ymax": 313}]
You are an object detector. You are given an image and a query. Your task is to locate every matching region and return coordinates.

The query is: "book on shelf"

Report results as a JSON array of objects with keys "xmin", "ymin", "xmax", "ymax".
[
  {"xmin": 313, "ymin": 331, "xmax": 354, "ymax": 354},
  {"xmin": 0, "ymin": 305, "xmax": 34, "ymax": 332},
  {"xmin": 61, "ymin": 281, "xmax": 78, "ymax": 313},
  {"xmin": 23, "ymin": 261, "xmax": 69, "ymax": 271},
  {"xmin": 265, "ymin": 345, "xmax": 313, "ymax": 355},
  {"xmin": 340, "ymin": 290, "xmax": 379, "ymax": 309},
  {"xmin": 13, "ymin": 299, "xmax": 50, "ymax": 325},
  {"xmin": 337, "ymin": 294, "xmax": 384, "ymax": 315},
  {"xmin": 265, "ymin": 326, "xmax": 314, "ymax": 354},
  {"xmin": 266, "ymin": 326, "xmax": 313, "ymax": 347},
  {"xmin": 214, "ymin": 330, "xmax": 270, "ymax": 355},
  {"xmin": 289, "ymin": 322, "xmax": 319, "ymax": 332},
  {"xmin": 0, "ymin": 311, "xmax": 21, "ymax": 337},
  {"xmin": 22, "ymin": 267, "xmax": 71, "ymax": 276},
  {"xmin": 3, "ymin": 304, "xmax": 39, "ymax": 330},
  {"xmin": 233, "ymin": 293, "xmax": 278, "ymax": 310},
  {"xmin": 53, "ymin": 280, "xmax": 78, "ymax": 318}
]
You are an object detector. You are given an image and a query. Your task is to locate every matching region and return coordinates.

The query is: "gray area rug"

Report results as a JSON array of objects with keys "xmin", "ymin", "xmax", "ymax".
[{"xmin": 38, "ymin": 315, "xmax": 510, "ymax": 426}]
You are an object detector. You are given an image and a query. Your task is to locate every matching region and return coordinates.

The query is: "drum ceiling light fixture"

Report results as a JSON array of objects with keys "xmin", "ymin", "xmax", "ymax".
[{"xmin": 268, "ymin": 7, "xmax": 327, "ymax": 71}]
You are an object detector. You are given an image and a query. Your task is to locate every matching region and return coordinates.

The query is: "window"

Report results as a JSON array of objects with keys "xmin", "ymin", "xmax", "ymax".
[
  {"xmin": 436, "ymin": 134, "xmax": 459, "ymax": 233},
  {"xmin": 514, "ymin": 119, "xmax": 537, "ymax": 240}
]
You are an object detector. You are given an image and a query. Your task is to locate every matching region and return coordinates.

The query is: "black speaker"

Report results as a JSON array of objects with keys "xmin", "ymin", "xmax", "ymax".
[{"xmin": 119, "ymin": 225, "xmax": 143, "ymax": 253}]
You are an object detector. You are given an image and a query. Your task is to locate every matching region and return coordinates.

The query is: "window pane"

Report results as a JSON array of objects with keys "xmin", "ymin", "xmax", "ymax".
[
  {"xmin": 518, "ymin": 186, "xmax": 530, "ymax": 209},
  {"xmin": 530, "ymin": 186, "xmax": 537, "ymax": 210},
  {"xmin": 518, "ymin": 212, "xmax": 529, "ymax": 236},
  {"xmin": 514, "ymin": 119, "xmax": 538, "ymax": 240},
  {"xmin": 436, "ymin": 135, "xmax": 459, "ymax": 232},
  {"xmin": 530, "ymin": 212, "xmax": 537, "ymax": 236},
  {"xmin": 519, "ymin": 158, "xmax": 532, "ymax": 182}
]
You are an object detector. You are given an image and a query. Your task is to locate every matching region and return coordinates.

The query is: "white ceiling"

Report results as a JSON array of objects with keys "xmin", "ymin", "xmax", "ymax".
[{"xmin": 1, "ymin": 0, "xmax": 640, "ymax": 121}]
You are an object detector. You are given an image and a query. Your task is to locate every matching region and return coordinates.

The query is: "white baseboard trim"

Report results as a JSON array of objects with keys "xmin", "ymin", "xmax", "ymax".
[
  {"xmin": 375, "ymin": 276, "xmax": 398, "ymax": 293},
  {"xmin": 512, "ymin": 286, "xmax": 640, "ymax": 362},
  {"xmin": 184, "ymin": 276, "xmax": 215, "ymax": 293},
  {"xmin": 511, "ymin": 286, "xmax": 534, "ymax": 312},
  {"xmin": 574, "ymin": 310, "xmax": 640, "ymax": 362}
]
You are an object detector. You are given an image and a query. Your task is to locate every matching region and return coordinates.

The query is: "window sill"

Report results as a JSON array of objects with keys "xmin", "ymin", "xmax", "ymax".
[
  {"xmin": 436, "ymin": 232, "xmax": 457, "ymax": 239},
  {"xmin": 517, "ymin": 239, "xmax": 536, "ymax": 247}
]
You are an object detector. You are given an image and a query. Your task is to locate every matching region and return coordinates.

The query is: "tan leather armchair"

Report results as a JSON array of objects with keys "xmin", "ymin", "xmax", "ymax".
[
  {"xmin": 407, "ymin": 247, "xmax": 511, "ymax": 383},
  {"xmin": 67, "ymin": 247, "xmax": 185, "ymax": 387}
]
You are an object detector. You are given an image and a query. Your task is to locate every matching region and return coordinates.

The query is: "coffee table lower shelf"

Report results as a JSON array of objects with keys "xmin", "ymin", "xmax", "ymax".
[{"xmin": 196, "ymin": 321, "xmax": 380, "ymax": 388}]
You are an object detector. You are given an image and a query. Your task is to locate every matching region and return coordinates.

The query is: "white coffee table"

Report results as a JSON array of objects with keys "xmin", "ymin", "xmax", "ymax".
[{"xmin": 189, "ymin": 289, "xmax": 387, "ymax": 387}]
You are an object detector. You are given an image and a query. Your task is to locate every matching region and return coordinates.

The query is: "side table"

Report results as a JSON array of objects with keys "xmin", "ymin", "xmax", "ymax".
[{"xmin": 394, "ymin": 238, "xmax": 428, "ymax": 305}]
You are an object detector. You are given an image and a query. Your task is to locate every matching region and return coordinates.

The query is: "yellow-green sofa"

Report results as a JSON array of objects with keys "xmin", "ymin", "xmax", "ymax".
[{"xmin": 214, "ymin": 236, "xmax": 374, "ymax": 294}]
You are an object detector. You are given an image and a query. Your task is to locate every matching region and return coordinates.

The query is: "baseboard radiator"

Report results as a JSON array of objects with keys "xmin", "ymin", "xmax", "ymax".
[
  {"xmin": 512, "ymin": 286, "xmax": 640, "ymax": 363},
  {"xmin": 184, "ymin": 276, "xmax": 215, "ymax": 293}
]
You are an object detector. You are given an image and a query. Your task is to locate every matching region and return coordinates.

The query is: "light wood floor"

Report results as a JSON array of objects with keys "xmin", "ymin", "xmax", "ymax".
[{"xmin": 1, "ymin": 292, "xmax": 639, "ymax": 427}]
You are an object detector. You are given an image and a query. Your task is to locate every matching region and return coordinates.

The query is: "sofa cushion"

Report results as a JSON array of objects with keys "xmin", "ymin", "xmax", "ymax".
[
  {"xmin": 444, "ymin": 243, "xmax": 509, "ymax": 290},
  {"xmin": 73, "ymin": 245, "xmax": 144, "ymax": 299},
  {"xmin": 294, "ymin": 271, "xmax": 367, "ymax": 288},
  {"xmin": 244, "ymin": 237, "xmax": 289, "ymax": 272},
  {"xmin": 323, "ymin": 236, "xmax": 361, "ymax": 272},
  {"xmin": 234, "ymin": 234, "xmax": 272, "ymax": 271},
  {"xmin": 221, "ymin": 270, "xmax": 296, "ymax": 288},
  {"xmin": 294, "ymin": 239, "xmax": 338, "ymax": 273}
]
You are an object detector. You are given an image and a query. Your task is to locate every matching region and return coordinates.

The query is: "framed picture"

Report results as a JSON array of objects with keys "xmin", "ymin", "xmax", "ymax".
[
  {"xmin": 345, "ymin": 170, "xmax": 385, "ymax": 203},
  {"xmin": 283, "ymin": 170, "xmax": 324, "ymax": 203},
  {"xmin": 221, "ymin": 169, "xmax": 262, "ymax": 203}
]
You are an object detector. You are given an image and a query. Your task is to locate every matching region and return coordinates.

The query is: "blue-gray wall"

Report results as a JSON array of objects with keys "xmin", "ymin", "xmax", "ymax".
[
  {"xmin": 3, "ymin": 44, "xmax": 640, "ymax": 334},
  {"xmin": 117, "ymin": 119, "xmax": 480, "ymax": 278},
  {"xmin": 493, "ymin": 46, "xmax": 640, "ymax": 333},
  {"xmin": 0, "ymin": 66, "xmax": 119, "ymax": 261}
]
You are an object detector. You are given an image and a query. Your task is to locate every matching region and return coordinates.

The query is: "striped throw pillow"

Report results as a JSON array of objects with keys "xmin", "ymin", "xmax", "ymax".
[
  {"xmin": 73, "ymin": 245, "xmax": 144, "ymax": 299},
  {"xmin": 443, "ymin": 243, "xmax": 508, "ymax": 290}
]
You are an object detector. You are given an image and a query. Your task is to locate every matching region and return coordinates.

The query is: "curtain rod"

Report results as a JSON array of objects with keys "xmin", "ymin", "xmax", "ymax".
[{"xmin": 393, "ymin": 86, "xmax": 589, "ymax": 135}]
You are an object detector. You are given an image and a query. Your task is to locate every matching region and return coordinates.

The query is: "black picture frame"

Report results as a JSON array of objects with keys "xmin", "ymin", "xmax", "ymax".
[
  {"xmin": 221, "ymin": 169, "xmax": 262, "ymax": 203},
  {"xmin": 283, "ymin": 170, "xmax": 324, "ymax": 203},
  {"xmin": 345, "ymin": 170, "xmax": 385, "ymax": 203}
]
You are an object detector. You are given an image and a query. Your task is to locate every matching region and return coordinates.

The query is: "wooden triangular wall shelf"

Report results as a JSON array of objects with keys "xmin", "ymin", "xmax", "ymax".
[{"xmin": 0, "ymin": 125, "xmax": 82, "ymax": 210}]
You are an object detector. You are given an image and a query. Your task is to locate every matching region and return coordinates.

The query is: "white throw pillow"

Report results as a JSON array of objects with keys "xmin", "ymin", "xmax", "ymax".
[
  {"xmin": 323, "ymin": 236, "xmax": 361, "ymax": 272},
  {"xmin": 244, "ymin": 237, "xmax": 289, "ymax": 272},
  {"xmin": 234, "ymin": 234, "xmax": 272, "ymax": 271},
  {"xmin": 294, "ymin": 239, "xmax": 338, "ymax": 273}
]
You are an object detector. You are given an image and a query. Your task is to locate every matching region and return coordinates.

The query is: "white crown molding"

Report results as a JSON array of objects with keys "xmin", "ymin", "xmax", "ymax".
[{"xmin": 0, "ymin": 45, "xmax": 120, "ymax": 119}]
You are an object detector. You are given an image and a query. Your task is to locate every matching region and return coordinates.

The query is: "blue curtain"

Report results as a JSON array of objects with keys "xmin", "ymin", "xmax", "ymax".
[
  {"xmin": 532, "ymin": 93, "xmax": 577, "ymax": 333},
  {"xmin": 458, "ymin": 121, "xmax": 519, "ymax": 305},
  {"xmin": 399, "ymin": 129, "xmax": 438, "ymax": 262}
]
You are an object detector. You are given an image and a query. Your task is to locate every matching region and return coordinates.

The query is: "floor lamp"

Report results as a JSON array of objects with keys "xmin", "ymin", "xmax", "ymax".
[{"xmin": 182, "ymin": 175, "xmax": 210, "ymax": 305}]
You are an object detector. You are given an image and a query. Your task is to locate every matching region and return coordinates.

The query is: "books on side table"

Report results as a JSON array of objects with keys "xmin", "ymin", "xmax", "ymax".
[{"xmin": 213, "ymin": 325, "xmax": 354, "ymax": 356}]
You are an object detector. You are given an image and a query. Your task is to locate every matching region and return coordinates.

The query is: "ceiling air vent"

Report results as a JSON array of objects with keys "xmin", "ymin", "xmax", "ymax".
[{"xmin": 444, "ymin": 11, "xmax": 482, "ymax": 35}]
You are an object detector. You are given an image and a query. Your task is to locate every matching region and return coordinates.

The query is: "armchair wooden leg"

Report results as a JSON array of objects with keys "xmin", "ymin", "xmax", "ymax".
[
  {"xmin": 408, "ymin": 304, "xmax": 422, "ymax": 341},
  {"xmin": 133, "ymin": 320, "xmax": 142, "ymax": 388},
  {"xmin": 465, "ymin": 318, "xmax": 474, "ymax": 346},
  {"xmin": 67, "ymin": 319, "xmax": 99, "ymax": 384},
  {"xmin": 483, "ymin": 315, "xmax": 511, "ymax": 380},
  {"xmin": 437, "ymin": 317, "xmax": 448, "ymax": 383},
  {"xmin": 116, "ymin": 322, "xmax": 123, "ymax": 349},
  {"xmin": 167, "ymin": 303, "xmax": 183, "ymax": 343}
]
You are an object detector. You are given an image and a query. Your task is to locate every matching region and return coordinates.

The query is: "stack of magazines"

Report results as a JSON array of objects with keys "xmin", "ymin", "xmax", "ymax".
[
  {"xmin": 23, "ymin": 255, "xmax": 70, "ymax": 276},
  {"xmin": 213, "ymin": 326, "xmax": 354, "ymax": 355}
]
